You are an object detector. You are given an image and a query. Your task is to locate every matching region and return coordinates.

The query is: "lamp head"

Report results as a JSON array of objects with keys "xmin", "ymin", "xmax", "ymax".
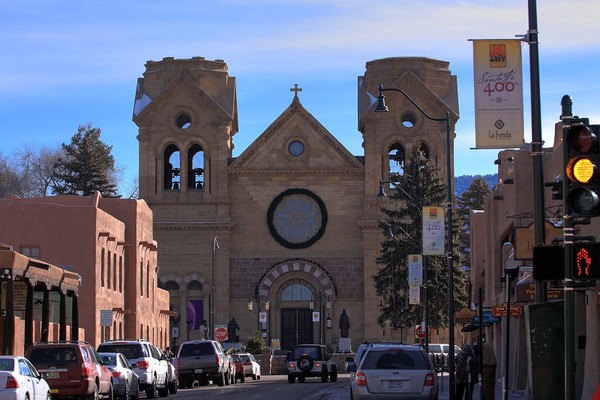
[{"xmin": 374, "ymin": 84, "xmax": 389, "ymax": 112}]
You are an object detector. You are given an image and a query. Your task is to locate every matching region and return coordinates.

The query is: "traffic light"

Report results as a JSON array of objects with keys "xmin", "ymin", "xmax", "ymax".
[
  {"xmin": 565, "ymin": 118, "xmax": 600, "ymax": 216},
  {"xmin": 572, "ymin": 243, "xmax": 600, "ymax": 279}
]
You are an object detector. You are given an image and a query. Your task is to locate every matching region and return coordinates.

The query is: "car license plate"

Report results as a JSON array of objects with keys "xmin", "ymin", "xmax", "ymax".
[
  {"xmin": 50, "ymin": 389, "xmax": 59, "ymax": 394},
  {"xmin": 387, "ymin": 380, "xmax": 404, "ymax": 389},
  {"xmin": 46, "ymin": 372, "xmax": 59, "ymax": 379},
  {"xmin": 194, "ymin": 369, "xmax": 203, "ymax": 373}
]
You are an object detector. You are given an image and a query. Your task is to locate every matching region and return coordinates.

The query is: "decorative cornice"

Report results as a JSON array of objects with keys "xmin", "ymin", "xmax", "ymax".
[
  {"xmin": 154, "ymin": 222, "xmax": 234, "ymax": 231},
  {"xmin": 228, "ymin": 168, "xmax": 363, "ymax": 176}
]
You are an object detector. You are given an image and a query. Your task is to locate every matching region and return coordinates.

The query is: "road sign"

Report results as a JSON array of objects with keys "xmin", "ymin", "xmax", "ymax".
[
  {"xmin": 492, "ymin": 303, "xmax": 522, "ymax": 317},
  {"xmin": 100, "ymin": 310, "xmax": 113, "ymax": 326},
  {"xmin": 415, "ymin": 324, "xmax": 425, "ymax": 339},
  {"xmin": 214, "ymin": 326, "xmax": 228, "ymax": 341}
]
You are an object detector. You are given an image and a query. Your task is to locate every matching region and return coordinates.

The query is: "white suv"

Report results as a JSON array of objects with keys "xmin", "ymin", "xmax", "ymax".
[{"xmin": 97, "ymin": 340, "xmax": 169, "ymax": 398}]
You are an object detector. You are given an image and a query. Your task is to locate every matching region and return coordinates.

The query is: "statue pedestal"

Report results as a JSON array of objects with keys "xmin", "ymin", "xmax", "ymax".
[{"xmin": 338, "ymin": 337, "xmax": 351, "ymax": 353}]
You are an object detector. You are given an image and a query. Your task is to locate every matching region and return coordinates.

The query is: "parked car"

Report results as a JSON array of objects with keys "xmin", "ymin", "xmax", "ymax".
[
  {"xmin": 0, "ymin": 355, "xmax": 51, "ymax": 400},
  {"xmin": 230, "ymin": 354, "xmax": 245, "ymax": 383},
  {"xmin": 97, "ymin": 340, "xmax": 169, "ymax": 399},
  {"xmin": 427, "ymin": 343, "xmax": 460, "ymax": 371},
  {"xmin": 287, "ymin": 344, "xmax": 337, "ymax": 383},
  {"xmin": 238, "ymin": 353, "xmax": 261, "ymax": 381},
  {"xmin": 98, "ymin": 352, "xmax": 139, "ymax": 400},
  {"xmin": 156, "ymin": 349, "xmax": 177, "ymax": 394},
  {"xmin": 347, "ymin": 343, "xmax": 438, "ymax": 399},
  {"xmin": 174, "ymin": 340, "xmax": 228, "ymax": 388},
  {"xmin": 26, "ymin": 340, "xmax": 113, "ymax": 400}
]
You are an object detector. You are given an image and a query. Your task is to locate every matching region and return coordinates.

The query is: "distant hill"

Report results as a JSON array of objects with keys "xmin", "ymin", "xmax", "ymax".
[{"xmin": 454, "ymin": 174, "xmax": 497, "ymax": 196}]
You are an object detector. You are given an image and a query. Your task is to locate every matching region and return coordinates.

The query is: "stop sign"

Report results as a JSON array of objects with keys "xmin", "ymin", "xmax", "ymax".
[
  {"xmin": 415, "ymin": 324, "xmax": 425, "ymax": 339},
  {"xmin": 214, "ymin": 327, "xmax": 228, "ymax": 341}
]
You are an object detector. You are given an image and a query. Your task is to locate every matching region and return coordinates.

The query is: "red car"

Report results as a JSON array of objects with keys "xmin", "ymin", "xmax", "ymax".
[
  {"xmin": 26, "ymin": 341, "xmax": 113, "ymax": 400},
  {"xmin": 230, "ymin": 355, "xmax": 245, "ymax": 383}
]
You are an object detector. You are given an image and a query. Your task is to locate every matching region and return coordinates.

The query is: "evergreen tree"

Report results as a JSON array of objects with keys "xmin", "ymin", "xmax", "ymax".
[
  {"xmin": 52, "ymin": 124, "xmax": 120, "ymax": 197},
  {"xmin": 374, "ymin": 145, "xmax": 450, "ymax": 330},
  {"xmin": 454, "ymin": 177, "xmax": 491, "ymax": 306}
]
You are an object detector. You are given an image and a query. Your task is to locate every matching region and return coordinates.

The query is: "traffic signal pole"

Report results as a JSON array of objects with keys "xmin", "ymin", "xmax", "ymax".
[{"xmin": 561, "ymin": 95, "xmax": 576, "ymax": 400}]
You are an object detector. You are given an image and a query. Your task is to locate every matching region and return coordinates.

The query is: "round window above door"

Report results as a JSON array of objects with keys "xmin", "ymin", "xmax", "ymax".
[{"xmin": 267, "ymin": 188, "xmax": 327, "ymax": 249}]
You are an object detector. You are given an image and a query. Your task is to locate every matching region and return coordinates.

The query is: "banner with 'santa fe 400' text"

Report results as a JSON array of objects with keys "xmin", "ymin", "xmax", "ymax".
[{"xmin": 472, "ymin": 39, "xmax": 524, "ymax": 149}]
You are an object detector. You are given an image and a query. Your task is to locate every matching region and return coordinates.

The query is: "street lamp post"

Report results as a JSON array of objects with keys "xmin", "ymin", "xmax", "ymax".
[
  {"xmin": 210, "ymin": 236, "xmax": 219, "ymax": 339},
  {"xmin": 375, "ymin": 84, "xmax": 455, "ymax": 398}
]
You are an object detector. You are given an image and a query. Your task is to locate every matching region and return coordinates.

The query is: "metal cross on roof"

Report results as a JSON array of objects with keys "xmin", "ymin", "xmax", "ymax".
[{"xmin": 290, "ymin": 83, "xmax": 302, "ymax": 98}]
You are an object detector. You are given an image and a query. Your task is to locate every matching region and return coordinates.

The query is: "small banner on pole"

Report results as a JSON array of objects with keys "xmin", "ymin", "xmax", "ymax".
[
  {"xmin": 408, "ymin": 254, "xmax": 423, "ymax": 286},
  {"xmin": 472, "ymin": 39, "xmax": 524, "ymax": 149},
  {"xmin": 422, "ymin": 206, "xmax": 445, "ymax": 255},
  {"xmin": 409, "ymin": 286, "xmax": 421, "ymax": 305}
]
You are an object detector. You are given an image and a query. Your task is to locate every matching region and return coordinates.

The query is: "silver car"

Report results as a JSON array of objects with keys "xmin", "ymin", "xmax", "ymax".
[
  {"xmin": 348, "ymin": 344, "xmax": 438, "ymax": 400},
  {"xmin": 99, "ymin": 352, "xmax": 139, "ymax": 400}
]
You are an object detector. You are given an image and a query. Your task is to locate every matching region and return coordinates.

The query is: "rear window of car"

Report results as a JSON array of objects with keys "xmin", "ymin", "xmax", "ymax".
[
  {"xmin": 178, "ymin": 342, "xmax": 215, "ymax": 357},
  {"xmin": 429, "ymin": 345, "xmax": 442, "ymax": 353},
  {"xmin": 292, "ymin": 347, "xmax": 320, "ymax": 360},
  {"xmin": 361, "ymin": 348, "xmax": 429, "ymax": 370},
  {"xmin": 28, "ymin": 347, "xmax": 79, "ymax": 364},
  {"xmin": 0, "ymin": 359, "xmax": 14, "ymax": 371},
  {"xmin": 98, "ymin": 344, "xmax": 146, "ymax": 359}
]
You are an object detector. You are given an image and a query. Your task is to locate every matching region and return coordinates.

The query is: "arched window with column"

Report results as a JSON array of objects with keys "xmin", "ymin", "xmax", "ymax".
[
  {"xmin": 388, "ymin": 143, "xmax": 405, "ymax": 187},
  {"xmin": 164, "ymin": 144, "xmax": 181, "ymax": 190},
  {"xmin": 187, "ymin": 144, "xmax": 205, "ymax": 190}
]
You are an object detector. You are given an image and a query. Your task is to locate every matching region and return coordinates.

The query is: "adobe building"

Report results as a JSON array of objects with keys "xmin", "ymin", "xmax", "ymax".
[
  {"xmin": 132, "ymin": 56, "xmax": 459, "ymax": 350},
  {"xmin": 0, "ymin": 193, "xmax": 171, "ymax": 349},
  {"xmin": 469, "ymin": 121, "xmax": 600, "ymax": 398}
]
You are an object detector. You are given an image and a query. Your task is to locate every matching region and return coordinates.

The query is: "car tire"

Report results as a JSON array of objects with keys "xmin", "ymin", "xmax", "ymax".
[
  {"xmin": 216, "ymin": 372, "xmax": 225, "ymax": 387},
  {"xmin": 86, "ymin": 383, "xmax": 99, "ymax": 400},
  {"xmin": 168, "ymin": 379, "xmax": 178, "ymax": 394},
  {"xmin": 321, "ymin": 366, "xmax": 329, "ymax": 383},
  {"xmin": 107, "ymin": 382, "xmax": 114, "ymax": 400},
  {"xmin": 145, "ymin": 378, "xmax": 158, "ymax": 399},
  {"xmin": 287, "ymin": 375, "xmax": 295, "ymax": 383},
  {"xmin": 240, "ymin": 374, "xmax": 245, "ymax": 383},
  {"xmin": 158, "ymin": 384, "xmax": 168, "ymax": 398},
  {"xmin": 130, "ymin": 381, "xmax": 139, "ymax": 400},
  {"xmin": 122, "ymin": 380, "xmax": 129, "ymax": 400},
  {"xmin": 298, "ymin": 376, "xmax": 305, "ymax": 383},
  {"xmin": 330, "ymin": 364, "xmax": 338, "ymax": 382},
  {"xmin": 297, "ymin": 355, "xmax": 314, "ymax": 373}
]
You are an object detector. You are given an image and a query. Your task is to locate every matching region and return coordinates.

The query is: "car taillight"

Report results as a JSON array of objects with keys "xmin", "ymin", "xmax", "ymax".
[
  {"xmin": 289, "ymin": 363, "xmax": 295, "ymax": 369},
  {"xmin": 112, "ymin": 371, "xmax": 122, "ymax": 378},
  {"xmin": 137, "ymin": 361, "xmax": 150, "ymax": 370},
  {"xmin": 5, "ymin": 375, "xmax": 19, "ymax": 389},
  {"xmin": 81, "ymin": 363, "xmax": 94, "ymax": 378},
  {"xmin": 356, "ymin": 372, "xmax": 367, "ymax": 386},
  {"xmin": 216, "ymin": 355, "xmax": 220, "ymax": 366},
  {"xmin": 315, "ymin": 362, "xmax": 321, "ymax": 368},
  {"xmin": 424, "ymin": 373, "xmax": 435, "ymax": 386}
]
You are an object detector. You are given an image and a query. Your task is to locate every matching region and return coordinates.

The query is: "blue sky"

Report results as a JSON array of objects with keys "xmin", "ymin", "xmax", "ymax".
[{"xmin": 1, "ymin": 0, "xmax": 599, "ymax": 192}]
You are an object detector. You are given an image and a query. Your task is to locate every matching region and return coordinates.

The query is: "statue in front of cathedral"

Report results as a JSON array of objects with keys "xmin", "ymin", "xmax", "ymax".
[{"xmin": 339, "ymin": 309, "xmax": 350, "ymax": 338}]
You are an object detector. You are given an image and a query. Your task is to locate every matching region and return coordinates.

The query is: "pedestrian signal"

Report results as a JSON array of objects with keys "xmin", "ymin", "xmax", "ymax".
[{"xmin": 572, "ymin": 243, "xmax": 600, "ymax": 279}]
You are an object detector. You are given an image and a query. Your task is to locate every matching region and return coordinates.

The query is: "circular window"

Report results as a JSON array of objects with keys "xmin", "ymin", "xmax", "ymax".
[
  {"xmin": 288, "ymin": 140, "xmax": 305, "ymax": 157},
  {"xmin": 400, "ymin": 112, "xmax": 417, "ymax": 128},
  {"xmin": 267, "ymin": 188, "xmax": 327, "ymax": 249},
  {"xmin": 175, "ymin": 113, "xmax": 192, "ymax": 130}
]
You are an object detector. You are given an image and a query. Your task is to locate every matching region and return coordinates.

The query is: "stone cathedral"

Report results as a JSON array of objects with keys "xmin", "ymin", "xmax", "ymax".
[{"xmin": 132, "ymin": 56, "xmax": 458, "ymax": 350}]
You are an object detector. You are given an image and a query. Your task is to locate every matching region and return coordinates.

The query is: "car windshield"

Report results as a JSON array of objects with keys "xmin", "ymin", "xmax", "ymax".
[
  {"xmin": 179, "ymin": 343, "xmax": 214, "ymax": 357},
  {"xmin": 98, "ymin": 344, "xmax": 146, "ymax": 360},
  {"xmin": 293, "ymin": 347, "xmax": 319, "ymax": 360},
  {"xmin": 361, "ymin": 348, "xmax": 428, "ymax": 370}
]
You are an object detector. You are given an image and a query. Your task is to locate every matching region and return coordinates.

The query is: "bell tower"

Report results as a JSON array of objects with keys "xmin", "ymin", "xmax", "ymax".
[{"xmin": 132, "ymin": 56, "xmax": 238, "ymax": 205}]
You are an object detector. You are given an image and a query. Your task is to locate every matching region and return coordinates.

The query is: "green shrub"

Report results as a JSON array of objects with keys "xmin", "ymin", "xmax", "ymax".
[{"xmin": 246, "ymin": 331, "xmax": 265, "ymax": 355}]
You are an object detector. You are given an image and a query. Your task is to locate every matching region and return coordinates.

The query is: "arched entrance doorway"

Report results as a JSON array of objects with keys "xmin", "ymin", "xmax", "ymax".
[{"xmin": 255, "ymin": 259, "xmax": 336, "ymax": 350}]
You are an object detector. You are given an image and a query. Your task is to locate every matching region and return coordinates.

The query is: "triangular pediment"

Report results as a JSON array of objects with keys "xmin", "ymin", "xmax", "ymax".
[
  {"xmin": 133, "ymin": 72, "xmax": 237, "ymax": 130},
  {"xmin": 230, "ymin": 97, "xmax": 363, "ymax": 174}
]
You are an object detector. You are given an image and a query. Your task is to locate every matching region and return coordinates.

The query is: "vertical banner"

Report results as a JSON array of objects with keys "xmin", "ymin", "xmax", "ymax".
[
  {"xmin": 408, "ymin": 254, "xmax": 423, "ymax": 286},
  {"xmin": 422, "ymin": 206, "xmax": 445, "ymax": 255},
  {"xmin": 409, "ymin": 286, "xmax": 421, "ymax": 305},
  {"xmin": 472, "ymin": 39, "xmax": 524, "ymax": 148}
]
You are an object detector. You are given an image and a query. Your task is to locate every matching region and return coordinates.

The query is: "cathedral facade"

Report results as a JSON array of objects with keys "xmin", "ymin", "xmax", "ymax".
[{"xmin": 132, "ymin": 56, "xmax": 458, "ymax": 350}]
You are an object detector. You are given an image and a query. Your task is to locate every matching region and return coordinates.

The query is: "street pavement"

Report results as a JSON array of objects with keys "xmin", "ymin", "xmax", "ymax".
[{"xmin": 436, "ymin": 373, "xmax": 526, "ymax": 400}]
